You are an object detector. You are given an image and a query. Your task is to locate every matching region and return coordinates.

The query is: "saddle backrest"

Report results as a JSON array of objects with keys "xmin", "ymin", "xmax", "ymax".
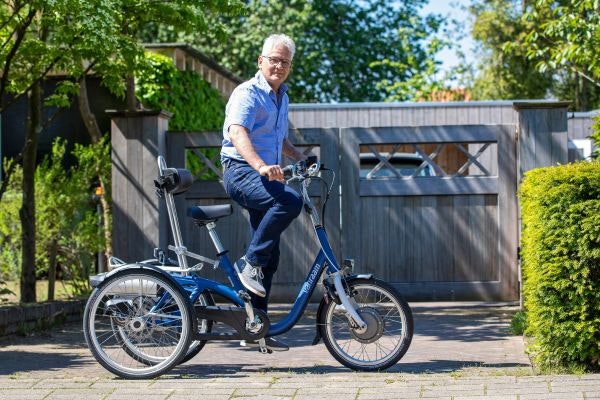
[{"xmin": 161, "ymin": 168, "xmax": 193, "ymax": 195}]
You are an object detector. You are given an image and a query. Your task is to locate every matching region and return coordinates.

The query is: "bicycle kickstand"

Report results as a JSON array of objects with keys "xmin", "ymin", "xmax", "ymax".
[{"xmin": 257, "ymin": 338, "xmax": 272, "ymax": 354}]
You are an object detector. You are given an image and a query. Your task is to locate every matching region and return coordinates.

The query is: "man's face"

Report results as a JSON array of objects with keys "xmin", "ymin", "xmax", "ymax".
[{"xmin": 258, "ymin": 44, "xmax": 292, "ymax": 91}]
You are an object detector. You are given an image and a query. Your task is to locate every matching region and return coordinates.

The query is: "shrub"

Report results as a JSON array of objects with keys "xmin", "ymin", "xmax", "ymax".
[
  {"xmin": 0, "ymin": 160, "xmax": 22, "ymax": 281},
  {"xmin": 519, "ymin": 160, "xmax": 600, "ymax": 371},
  {"xmin": 592, "ymin": 114, "xmax": 600, "ymax": 160}
]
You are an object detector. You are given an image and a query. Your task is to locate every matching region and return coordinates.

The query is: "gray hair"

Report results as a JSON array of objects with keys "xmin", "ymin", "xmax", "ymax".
[{"xmin": 261, "ymin": 34, "xmax": 295, "ymax": 59}]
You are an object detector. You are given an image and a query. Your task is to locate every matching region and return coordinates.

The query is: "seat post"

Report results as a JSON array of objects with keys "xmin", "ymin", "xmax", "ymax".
[{"xmin": 205, "ymin": 222, "xmax": 226, "ymax": 254}]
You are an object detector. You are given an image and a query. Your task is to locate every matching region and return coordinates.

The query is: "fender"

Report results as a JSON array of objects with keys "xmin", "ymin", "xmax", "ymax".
[
  {"xmin": 89, "ymin": 262, "xmax": 182, "ymax": 291},
  {"xmin": 311, "ymin": 274, "xmax": 374, "ymax": 345}
]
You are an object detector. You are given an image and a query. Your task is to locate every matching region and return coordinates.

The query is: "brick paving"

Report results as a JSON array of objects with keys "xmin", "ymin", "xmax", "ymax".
[{"xmin": 1, "ymin": 302, "xmax": 599, "ymax": 399}]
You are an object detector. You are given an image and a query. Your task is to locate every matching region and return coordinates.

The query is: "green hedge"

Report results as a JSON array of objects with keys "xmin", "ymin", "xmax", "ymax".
[{"xmin": 520, "ymin": 160, "xmax": 600, "ymax": 371}]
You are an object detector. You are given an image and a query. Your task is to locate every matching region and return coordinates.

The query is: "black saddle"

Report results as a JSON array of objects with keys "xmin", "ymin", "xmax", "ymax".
[{"xmin": 187, "ymin": 204, "xmax": 233, "ymax": 225}]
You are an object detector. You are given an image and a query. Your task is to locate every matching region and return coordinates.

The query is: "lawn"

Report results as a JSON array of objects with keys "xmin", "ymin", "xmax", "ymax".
[{"xmin": 1, "ymin": 280, "xmax": 86, "ymax": 304}]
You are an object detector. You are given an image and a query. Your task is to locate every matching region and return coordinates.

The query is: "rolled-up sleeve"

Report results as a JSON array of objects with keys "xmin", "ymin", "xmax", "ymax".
[{"xmin": 224, "ymin": 87, "xmax": 257, "ymax": 132}]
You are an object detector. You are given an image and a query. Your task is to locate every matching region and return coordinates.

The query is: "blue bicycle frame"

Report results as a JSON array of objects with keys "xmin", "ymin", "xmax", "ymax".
[
  {"xmin": 154, "ymin": 156, "xmax": 366, "ymax": 338},
  {"xmin": 171, "ymin": 225, "xmax": 340, "ymax": 337}
]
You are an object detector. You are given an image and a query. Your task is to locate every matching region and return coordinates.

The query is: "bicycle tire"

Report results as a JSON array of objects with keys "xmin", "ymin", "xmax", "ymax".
[
  {"xmin": 177, "ymin": 291, "xmax": 214, "ymax": 365},
  {"xmin": 83, "ymin": 269, "xmax": 194, "ymax": 379},
  {"xmin": 111, "ymin": 290, "xmax": 214, "ymax": 366},
  {"xmin": 318, "ymin": 277, "xmax": 413, "ymax": 371}
]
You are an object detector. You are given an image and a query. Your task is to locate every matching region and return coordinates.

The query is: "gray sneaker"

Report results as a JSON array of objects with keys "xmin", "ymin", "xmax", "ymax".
[
  {"xmin": 234, "ymin": 257, "xmax": 266, "ymax": 297},
  {"xmin": 241, "ymin": 337, "xmax": 289, "ymax": 352}
]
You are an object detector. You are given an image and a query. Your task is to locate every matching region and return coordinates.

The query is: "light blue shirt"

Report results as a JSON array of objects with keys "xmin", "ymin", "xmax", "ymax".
[{"xmin": 221, "ymin": 71, "xmax": 289, "ymax": 165}]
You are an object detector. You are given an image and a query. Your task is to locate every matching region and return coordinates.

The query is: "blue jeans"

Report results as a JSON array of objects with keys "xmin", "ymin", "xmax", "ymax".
[{"xmin": 223, "ymin": 159, "xmax": 303, "ymax": 311}]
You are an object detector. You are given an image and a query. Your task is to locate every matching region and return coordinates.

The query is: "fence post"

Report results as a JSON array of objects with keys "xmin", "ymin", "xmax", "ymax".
[
  {"xmin": 513, "ymin": 101, "xmax": 570, "ymax": 180},
  {"xmin": 108, "ymin": 110, "xmax": 171, "ymax": 264}
]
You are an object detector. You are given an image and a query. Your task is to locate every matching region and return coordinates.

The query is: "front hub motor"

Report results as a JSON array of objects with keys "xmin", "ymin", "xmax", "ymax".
[{"xmin": 350, "ymin": 307, "xmax": 384, "ymax": 343}]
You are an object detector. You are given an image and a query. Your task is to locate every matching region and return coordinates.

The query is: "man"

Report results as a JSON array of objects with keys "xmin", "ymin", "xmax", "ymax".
[{"xmin": 220, "ymin": 34, "xmax": 307, "ymax": 351}]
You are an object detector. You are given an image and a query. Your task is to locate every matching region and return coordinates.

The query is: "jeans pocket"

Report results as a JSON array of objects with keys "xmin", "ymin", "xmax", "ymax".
[{"xmin": 224, "ymin": 167, "xmax": 252, "ymax": 208}]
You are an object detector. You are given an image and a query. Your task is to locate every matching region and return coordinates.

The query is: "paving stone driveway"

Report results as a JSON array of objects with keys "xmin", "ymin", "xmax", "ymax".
[{"xmin": 1, "ymin": 302, "xmax": 599, "ymax": 399}]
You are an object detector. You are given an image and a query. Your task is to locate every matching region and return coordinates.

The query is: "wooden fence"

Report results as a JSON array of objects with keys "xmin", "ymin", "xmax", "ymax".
[{"xmin": 110, "ymin": 101, "xmax": 570, "ymax": 301}]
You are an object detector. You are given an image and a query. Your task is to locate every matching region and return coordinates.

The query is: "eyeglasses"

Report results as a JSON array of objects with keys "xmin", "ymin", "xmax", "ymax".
[{"xmin": 261, "ymin": 55, "xmax": 292, "ymax": 69}]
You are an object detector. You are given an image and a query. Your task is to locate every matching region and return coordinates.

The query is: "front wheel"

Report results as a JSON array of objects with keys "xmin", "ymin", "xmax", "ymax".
[{"xmin": 318, "ymin": 278, "xmax": 413, "ymax": 371}]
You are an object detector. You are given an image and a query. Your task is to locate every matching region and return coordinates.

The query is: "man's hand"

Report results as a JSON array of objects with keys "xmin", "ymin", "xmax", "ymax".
[{"xmin": 258, "ymin": 164, "xmax": 285, "ymax": 182}]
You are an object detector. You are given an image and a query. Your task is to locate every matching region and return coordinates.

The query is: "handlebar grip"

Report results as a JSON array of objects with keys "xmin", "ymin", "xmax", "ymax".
[{"xmin": 282, "ymin": 165, "xmax": 294, "ymax": 178}]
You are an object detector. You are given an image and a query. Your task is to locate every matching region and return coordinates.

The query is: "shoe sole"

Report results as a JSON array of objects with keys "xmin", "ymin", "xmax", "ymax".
[
  {"xmin": 233, "ymin": 262, "xmax": 266, "ymax": 298},
  {"xmin": 240, "ymin": 340, "xmax": 289, "ymax": 352}
]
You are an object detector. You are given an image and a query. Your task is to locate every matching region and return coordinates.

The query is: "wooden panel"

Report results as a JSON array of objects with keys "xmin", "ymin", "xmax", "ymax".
[
  {"xmin": 340, "ymin": 127, "xmax": 361, "ymax": 268},
  {"xmin": 350, "ymin": 125, "xmax": 502, "ymax": 144},
  {"xmin": 355, "ymin": 193, "xmax": 499, "ymax": 284},
  {"xmin": 360, "ymin": 177, "xmax": 498, "ymax": 196},
  {"xmin": 497, "ymin": 124, "xmax": 519, "ymax": 300}
]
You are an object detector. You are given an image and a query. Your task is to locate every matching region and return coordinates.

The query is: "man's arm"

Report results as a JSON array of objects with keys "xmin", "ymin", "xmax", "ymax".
[
  {"xmin": 229, "ymin": 124, "xmax": 284, "ymax": 181},
  {"xmin": 282, "ymin": 138, "xmax": 308, "ymax": 162}
]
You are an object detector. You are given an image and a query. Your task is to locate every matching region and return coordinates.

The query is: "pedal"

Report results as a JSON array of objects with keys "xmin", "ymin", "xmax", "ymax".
[{"xmin": 239, "ymin": 339, "xmax": 272, "ymax": 354}]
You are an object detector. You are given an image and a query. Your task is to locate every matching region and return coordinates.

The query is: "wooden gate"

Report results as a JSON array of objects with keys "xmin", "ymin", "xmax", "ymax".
[
  {"xmin": 165, "ymin": 125, "xmax": 517, "ymax": 301},
  {"xmin": 339, "ymin": 125, "xmax": 518, "ymax": 300}
]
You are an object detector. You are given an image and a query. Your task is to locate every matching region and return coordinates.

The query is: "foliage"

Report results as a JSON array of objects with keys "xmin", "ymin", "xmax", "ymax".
[
  {"xmin": 136, "ymin": 53, "xmax": 225, "ymax": 131},
  {"xmin": 0, "ymin": 0, "xmax": 245, "ymax": 109},
  {"xmin": 468, "ymin": 0, "xmax": 554, "ymax": 101},
  {"xmin": 592, "ymin": 115, "xmax": 600, "ymax": 160},
  {"xmin": 522, "ymin": 0, "xmax": 600, "ymax": 85},
  {"xmin": 510, "ymin": 310, "xmax": 527, "ymax": 335},
  {"xmin": 35, "ymin": 139, "xmax": 108, "ymax": 297},
  {"xmin": 0, "ymin": 138, "xmax": 111, "ymax": 298},
  {"xmin": 136, "ymin": 52, "xmax": 225, "ymax": 179},
  {"xmin": 140, "ymin": 0, "xmax": 450, "ymax": 103},
  {"xmin": 0, "ymin": 279, "xmax": 15, "ymax": 303},
  {"xmin": 0, "ymin": 161, "xmax": 22, "ymax": 281},
  {"xmin": 519, "ymin": 161, "xmax": 600, "ymax": 371},
  {"xmin": 521, "ymin": 0, "xmax": 600, "ymax": 111},
  {"xmin": 466, "ymin": 0, "xmax": 600, "ymax": 110}
]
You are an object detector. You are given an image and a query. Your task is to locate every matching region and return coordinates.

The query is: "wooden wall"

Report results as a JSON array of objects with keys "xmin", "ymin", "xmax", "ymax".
[{"xmin": 110, "ymin": 100, "xmax": 570, "ymax": 302}]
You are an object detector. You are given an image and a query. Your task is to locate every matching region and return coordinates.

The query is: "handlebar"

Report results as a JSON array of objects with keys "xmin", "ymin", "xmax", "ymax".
[{"xmin": 282, "ymin": 157, "xmax": 321, "ymax": 182}]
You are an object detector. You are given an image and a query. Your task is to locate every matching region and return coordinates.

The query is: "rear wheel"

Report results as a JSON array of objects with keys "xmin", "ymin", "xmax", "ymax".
[
  {"xmin": 319, "ymin": 278, "xmax": 413, "ymax": 371},
  {"xmin": 83, "ymin": 270, "xmax": 193, "ymax": 379},
  {"xmin": 177, "ymin": 291, "xmax": 214, "ymax": 364}
]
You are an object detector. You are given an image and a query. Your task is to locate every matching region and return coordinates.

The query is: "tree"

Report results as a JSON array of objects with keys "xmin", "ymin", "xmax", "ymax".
[
  {"xmin": 140, "ymin": 0, "xmax": 449, "ymax": 103},
  {"xmin": 467, "ymin": 0, "xmax": 600, "ymax": 110},
  {"xmin": 521, "ymin": 0, "xmax": 600, "ymax": 111},
  {"xmin": 468, "ymin": 0, "xmax": 554, "ymax": 101},
  {"xmin": 0, "ymin": 0, "xmax": 244, "ymax": 302}
]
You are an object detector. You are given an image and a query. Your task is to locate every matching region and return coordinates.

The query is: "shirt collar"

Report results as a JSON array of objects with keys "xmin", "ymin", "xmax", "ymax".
[{"xmin": 255, "ymin": 71, "xmax": 288, "ymax": 96}]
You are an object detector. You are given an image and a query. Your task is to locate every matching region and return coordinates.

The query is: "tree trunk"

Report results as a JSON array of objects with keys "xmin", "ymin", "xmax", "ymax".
[
  {"xmin": 99, "ymin": 175, "xmax": 113, "ymax": 260},
  {"xmin": 47, "ymin": 239, "xmax": 58, "ymax": 301},
  {"xmin": 76, "ymin": 71, "xmax": 113, "ymax": 262},
  {"xmin": 78, "ymin": 74, "xmax": 102, "ymax": 143},
  {"xmin": 126, "ymin": 74, "xmax": 137, "ymax": 111},
  {"xmin": 19, "ymin": 82, "xmax": 42, "ymax": 303}
]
